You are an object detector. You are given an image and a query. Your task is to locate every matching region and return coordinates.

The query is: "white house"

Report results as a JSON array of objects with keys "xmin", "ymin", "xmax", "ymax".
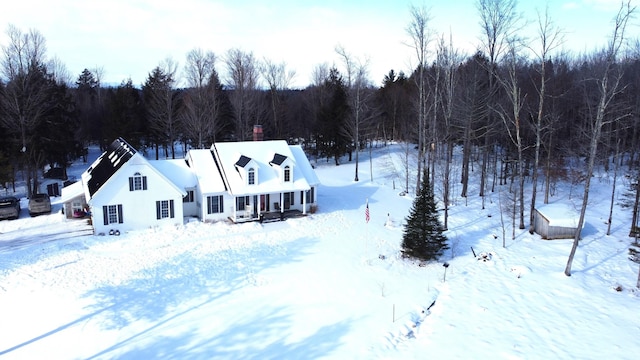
[
  {"xmin": 77, "ymin": 138, "xmax": 187, "ymax": 235},
  {"xmin": 209, "ymin": 140, "xmax": 320, "ymax": 223},
  {"xmin": 62, "ymin": 137, "xmax": 320, "ymax": 234}
]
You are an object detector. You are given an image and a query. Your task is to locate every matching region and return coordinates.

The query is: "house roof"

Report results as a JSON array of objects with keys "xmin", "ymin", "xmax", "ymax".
[
  {"xmin": 187, "ymin": 149, "xmax": 227, "ymax": 194},
  {"xmin": 290, "ymin": 145, "xmax": 320, "ymax": 186},
  {"xmin": 149, "ymin": 159, "xmax": 198, "ymax": 190},
  {"xmin": 60, "ymin": 180, "xmax": 84, "ymax": 203},
  {"xmin": 82, "ymin": 138, "xmax": 136, "ymax": 198},
  {"xmin": 536, "ymin": 203, "xmax": 582, "ymax": 228},
  {"xmin": 213, "ymin": 140, "xmax": 316, "ymax": 196}
]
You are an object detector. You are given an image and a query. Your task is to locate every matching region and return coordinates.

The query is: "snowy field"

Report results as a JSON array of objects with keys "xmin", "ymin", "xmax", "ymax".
[{"xmin": 0, "ymin": 143, "xmax": 638, "ymax": 359}]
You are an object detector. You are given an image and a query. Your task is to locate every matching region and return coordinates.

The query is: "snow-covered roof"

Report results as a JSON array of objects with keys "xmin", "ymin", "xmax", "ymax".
[
  {"xmin": 290, "ymin": 145, "xmax": 320, "ymax": 186},
  {"xmin": 82, "ymin": 138, "xmax": 136, "ymax": 198},
  {"xmin": 149, "ymin": 159, "xmax": 197, "ymax": 190},
  {"xmin": 536, "ymin": 203, "xmax": 582, "ymax": 228},
  {"xmin": 187, "ymin": 149, "xmax": 227, "ymax": 194},
  {"xmin": 60, "ymin": 180, "xmax": 84, "ymax": 203},
  {"xmin": 213, "ymin": 140, "xmax": 315, "ymax": 196}
]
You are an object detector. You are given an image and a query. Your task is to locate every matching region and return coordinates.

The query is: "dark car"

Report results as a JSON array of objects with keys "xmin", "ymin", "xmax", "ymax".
[
  {"xmin": 28, "ymin": 193, "xmax": 51, "ymax": 216},
  {"xmin": 0, "ymin": 196, "xmax": 20, "ymax": 220}
]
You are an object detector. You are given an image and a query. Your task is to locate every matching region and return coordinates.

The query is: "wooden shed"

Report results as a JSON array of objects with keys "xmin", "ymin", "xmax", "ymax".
[{"xmin": 533, "ymin": 203, "xmax": 581, "ymax": 240}]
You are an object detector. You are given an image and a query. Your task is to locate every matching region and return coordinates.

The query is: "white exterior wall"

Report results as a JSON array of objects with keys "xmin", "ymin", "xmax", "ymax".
[
  {"xmin": 89, "ymin": 162, "xmax": 184, "ymax": 235},
  {"xmin": 182, "ymin": 187, "xmax": 199, "ymax": 218},
  {"xmin": 199, "ymin": 192, "xmax": 232, "ymax": 223}
]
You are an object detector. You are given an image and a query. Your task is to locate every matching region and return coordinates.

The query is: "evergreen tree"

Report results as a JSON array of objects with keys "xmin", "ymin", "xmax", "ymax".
[
  {"xmin": 402, "ymin": 169, "xmax": 449, "ymax": 261},
  {"xmin": 317, "ymin": 68, "xmax": 350, "ymax": 165}
]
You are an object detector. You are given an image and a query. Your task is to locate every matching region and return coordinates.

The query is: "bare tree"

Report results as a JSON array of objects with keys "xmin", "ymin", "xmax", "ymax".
[
  {"xmin": 260, "ymin": 58, "xmax": 295, "ymax": 139},
  {"xmin": 437, "ymin": 32, "xmax": 463, "ymax": 230},
  {"xmin": 224, "ymin": 48, "xmax": 259, "ymax": 141},
  {"xmin": 565, "ymin": 1, "xmax": 636, "ymax": 276},
  {"xmin": 48, "ymin": 55, "xmax": 72, "ymax": 86},
  {"xmin": 181, "ymin": 48, "xmax": 221, "ymax": 148},
  {"xmin": 0, "ymin": 24, "xmax": 48, "ymax": 153},
  {"xmin": 0, "ymin": 24, "xmax": 52, "ymax": 196},
  {"xmin": 495, "ymin": 38, "xmax": 527, "ymax": 230},
  {"xmin": 336, "ymin": 45, "xmax": 373, "ymax": 182},
  {"xmin": 476, "ymin": 0, "xmax": 522, "ymax": 209},
  {"xmin": 406, "ymin": 4, "xmax": 432, "ymax": 194},
  {"xmin": 527, "ymin": 6, "xmax": 564, "ymax": 233}
]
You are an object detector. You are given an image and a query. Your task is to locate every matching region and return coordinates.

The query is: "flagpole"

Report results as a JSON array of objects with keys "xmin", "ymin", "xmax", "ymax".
[{"xmin": 365, "ymin": 198, "xmax": 370, "ymax": 263}]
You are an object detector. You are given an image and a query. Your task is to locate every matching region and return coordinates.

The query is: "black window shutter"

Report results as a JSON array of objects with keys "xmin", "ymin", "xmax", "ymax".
[
  {"xmin": 207, "ymin": 196, "xmax": 211, "ymax": 214},
  {"xmin": 129, "ymin": 177, "xmax": 133, "ymax": 191},
  {"xmin": 220, "ymin": 196, "xmax": 223, "ymax": 213},
  {"xmin": 170, "ymin": 200, "xmax": 174, "ymax": 218},
  {"xmin": 143, "ymin": 176, "xmax": 148, "ymax": 190},
  {"xmin": 300, "ymin": 191, "xmax": 303, "ymax": 204},
  {"xmin": 290, "ymin": 192, "xmax": 294, "ymax": 205},
  {"xmin": 117, "ymin": 204, "xmax": 123, "ymax": 223},
  {"xmin": 103, "ymin": 205, "xmax": 108, "ymax": 225},
  {"xmin": 156, "ymin": 201, "xmax": 161, "ymax": 219}
]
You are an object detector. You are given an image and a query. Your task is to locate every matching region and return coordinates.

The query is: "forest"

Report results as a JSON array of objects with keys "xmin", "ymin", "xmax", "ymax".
[{"xmin": 1, "ymin": 1, "xmax": 639, "ymax": 269}]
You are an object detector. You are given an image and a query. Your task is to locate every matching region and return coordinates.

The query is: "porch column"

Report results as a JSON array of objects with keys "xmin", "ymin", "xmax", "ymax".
[
  {"xmin": 257, "ymin": 194, "xmax": 261, "ymax": 217},
  {"xmin": 303, "ymin": 190, "xmax": 307, "ymax": 215},
  {"xmin": 232, "ymin": 196, "xmax": 237, "ymax": 221}
]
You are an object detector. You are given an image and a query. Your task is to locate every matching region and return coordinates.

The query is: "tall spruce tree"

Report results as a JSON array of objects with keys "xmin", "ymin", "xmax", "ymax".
[{"xmin": 402, "ymin": 169, "xmax": 448, "ymax": 261}]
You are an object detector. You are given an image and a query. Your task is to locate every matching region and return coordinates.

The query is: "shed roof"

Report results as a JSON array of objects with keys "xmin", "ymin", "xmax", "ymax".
[{"xmin": 536, "ymin": 203, "xmax": 581, "ymax": 228}]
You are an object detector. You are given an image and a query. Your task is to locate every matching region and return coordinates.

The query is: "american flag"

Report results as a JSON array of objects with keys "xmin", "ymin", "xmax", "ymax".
[{"xmin": 365, "ymin": 200, "xmax": 370, "ymax": 223}]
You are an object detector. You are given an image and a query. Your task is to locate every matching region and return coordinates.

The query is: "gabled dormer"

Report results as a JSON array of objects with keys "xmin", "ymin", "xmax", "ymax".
[
  {"xmin": 269, "ymin": 153, "xmax": 294, "ymax": 183},
  {"xmin": 234, "ymin": 155, "xmax": 259, "ymax": 186}
]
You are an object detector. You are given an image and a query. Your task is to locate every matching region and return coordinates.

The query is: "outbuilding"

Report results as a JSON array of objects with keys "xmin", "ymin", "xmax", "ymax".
[{"xmin": 533, "ymin": 203, "xmax": 582, "ymax": 240}]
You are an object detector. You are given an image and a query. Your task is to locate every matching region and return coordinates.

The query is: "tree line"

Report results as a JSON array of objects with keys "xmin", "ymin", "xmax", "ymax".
[{"xmin": 0, "ymin": 1, "xmax": 639, "ymax": 271}]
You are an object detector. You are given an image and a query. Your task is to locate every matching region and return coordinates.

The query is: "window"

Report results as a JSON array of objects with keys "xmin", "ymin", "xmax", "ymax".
[
  {"xmin": 248, "ymin": 168, "xmax": 255, "ymax": 185},
  {"xmin": 306, "ymin": 187, "xmax": 315, "ymax": 203},
  {"xmin": 284, "ymin": 166, "xmax": 291, "ymax": 182},
  {"xmin": 156, "ymin": 200, "xmax": 175, "ymax": 219},
  {"xmin": 236, "ymin": 196, "xmax": 249, "ymax": 211},
  {"xmin": 183, "ymin": 190, "xmax": 194, "ymax": 203},
  {"xmin": 207, "ymin": 195, "xmax": 224, "ymax": 214},
  {"xmin": 102, "ymin": 204, "xmax": 123, "ymax": 225},
  {"xmin": 129, "ymin": 172, "xmax": 147, "ymax": 191}
]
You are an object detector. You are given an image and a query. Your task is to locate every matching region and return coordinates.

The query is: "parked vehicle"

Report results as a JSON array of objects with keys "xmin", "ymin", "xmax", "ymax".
[
  {"xmin": 28, "ymin": 193, "xmax": 51, "ymax": 216},
  {"xmin": 0, "ymin": 196, "xmax": 20, "ymax": 220}
]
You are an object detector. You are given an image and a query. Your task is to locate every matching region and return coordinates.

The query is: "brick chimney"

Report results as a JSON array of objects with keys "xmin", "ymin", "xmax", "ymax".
[{"xmin": 253, "ymin": 125, "xmax": 264, "ymax": 141}]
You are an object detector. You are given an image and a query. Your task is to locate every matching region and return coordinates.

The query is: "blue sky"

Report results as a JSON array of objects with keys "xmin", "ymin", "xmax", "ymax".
[{"xmin": 1, "ymin": 0, "xmax": 636, "ymax": 88}]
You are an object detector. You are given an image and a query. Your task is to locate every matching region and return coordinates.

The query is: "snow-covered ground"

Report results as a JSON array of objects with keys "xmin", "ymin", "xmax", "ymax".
[{"xmin": 0, "ymin": 143, "xmax": 638, "ymax": 359}]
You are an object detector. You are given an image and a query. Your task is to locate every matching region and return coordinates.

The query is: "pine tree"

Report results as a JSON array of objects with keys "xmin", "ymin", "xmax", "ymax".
[{"xmin": 402, "ymin": 169, "xmax": 448, "ymax": 261}]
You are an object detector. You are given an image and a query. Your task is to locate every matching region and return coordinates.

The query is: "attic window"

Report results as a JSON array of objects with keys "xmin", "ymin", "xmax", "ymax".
[
  {"xmin": 129, "ymin": 172, "xmax": 148, "ymax": 191},
  {"xmin": 284, "ymin": 165, "xmax": 291, "ymax": 182},
  {"xmin": 248, "ymin": 168, "xmax": 255, "ymax": 185}
]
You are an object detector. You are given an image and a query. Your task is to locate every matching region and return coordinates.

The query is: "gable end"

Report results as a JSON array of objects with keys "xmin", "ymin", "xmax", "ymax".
[{"xmin": 87, "ymin": 138, "xmax": 136, "ymax": 196}]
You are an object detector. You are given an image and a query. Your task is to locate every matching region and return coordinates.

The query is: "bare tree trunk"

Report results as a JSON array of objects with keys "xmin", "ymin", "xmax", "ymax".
[
  {"xmin": 607, "ymin": 139, "xmax": 621, "ymax": 235},
  {"xmin": 565, "ymin": 2, "xmax": 634, "ymax": 276},
  {"xmin": 529, "ymin": 7, "xmax": 563, "ymax": 233},
  {"xmin": 630, "ymin": 173, "xmax": 640, "ymax": 237},
  {"xmin": 406, "ymin": 4, "xmax": 432, "ymax": 195}
]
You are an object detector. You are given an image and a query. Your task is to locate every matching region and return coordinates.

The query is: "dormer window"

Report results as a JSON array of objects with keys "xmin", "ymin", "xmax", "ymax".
[
  {"xmin": 284, "ymin": 165, "xmax": 291, "ymax": 182},
  {"xmin": 248, "ymin": 168, "xmax": 255, "ymax": 185},
  {"xmin": 129, "ymin": 172, "xmax": 147, "ymax": 191}
]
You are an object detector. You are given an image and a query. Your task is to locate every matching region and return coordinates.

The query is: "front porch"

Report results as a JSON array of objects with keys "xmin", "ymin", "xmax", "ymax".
[{"xmin": 230, "ymin": 191, "xmax": 311, "ymax": 223}]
